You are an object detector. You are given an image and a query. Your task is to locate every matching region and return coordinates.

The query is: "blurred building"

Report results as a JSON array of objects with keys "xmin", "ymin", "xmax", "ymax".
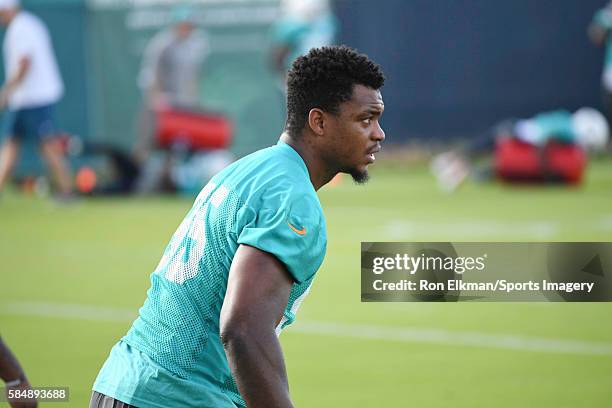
[
  {"xmin": 1, "ymin": 0, "xmax": 607, "ymax": 173},
  {"xmin": 336, "ymin": 0, "xmax": 607, "ymax": 142}
]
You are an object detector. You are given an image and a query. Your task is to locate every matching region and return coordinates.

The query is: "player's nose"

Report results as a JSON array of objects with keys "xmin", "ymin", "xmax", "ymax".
[{"xmin": 372, "ymin": 122, "xmax": 385, "ymax": 142}]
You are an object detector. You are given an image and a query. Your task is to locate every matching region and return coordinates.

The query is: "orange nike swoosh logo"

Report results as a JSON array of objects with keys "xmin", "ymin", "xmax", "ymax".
[{"xmin": 287, "ymin": 221, "xmax": 307, "ymax": 236}]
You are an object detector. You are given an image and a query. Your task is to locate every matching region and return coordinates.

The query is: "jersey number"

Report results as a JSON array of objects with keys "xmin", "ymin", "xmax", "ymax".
[{"xmin": 154, "ymin": 184, "xmax": 228, "ymax": 284}]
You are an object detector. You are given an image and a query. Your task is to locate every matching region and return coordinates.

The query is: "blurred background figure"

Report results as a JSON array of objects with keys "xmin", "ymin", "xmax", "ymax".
[
  {"xmin": 432, "ymin": 108, "xmax": 610, "ymax": 191},
  {"xmin": 1, "ymin": 336, "xmax": 37, "ymax": 407},
  {"xmin": 270, "ymin": 0, "xmax": 338, "ymax": 88},
  {"xmin": 589, "ymin": 1, "xmax": 612, "ymax": 123},
  {"xmin": 0, "ymin": 0, "xmax": 72, "ymax": 199},
  {"xmin": 137, "ymin": 5, "xmax": 209, "ymax": 115},
  {"xmin": 134, "ymin": 4, "xmax": 210, "ymax": 192}
]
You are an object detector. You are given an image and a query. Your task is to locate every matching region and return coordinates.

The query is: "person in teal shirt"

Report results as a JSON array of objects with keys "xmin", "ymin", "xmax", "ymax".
[
  {"xmin": 589, "ymin": 2, "xmax": 612, "ymax": 121},
  {"xmin": 270, "ymin": 0, "xmax": 339, "ymax": 88},
  {"xmin": 91, "ymin": 45, "xmax": 386, "ymax": 408}
]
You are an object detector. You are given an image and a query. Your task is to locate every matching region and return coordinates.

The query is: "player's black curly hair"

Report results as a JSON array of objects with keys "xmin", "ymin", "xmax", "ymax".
[{"xmin": 286, "ymin": 45, "xmax": 385, "ymax": 138}]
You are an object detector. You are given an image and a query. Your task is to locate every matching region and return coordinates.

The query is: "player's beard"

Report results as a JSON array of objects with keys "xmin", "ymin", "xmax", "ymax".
[{"xmin": 349, "ymin": 168, "xmax": 370, "ymax": 184}]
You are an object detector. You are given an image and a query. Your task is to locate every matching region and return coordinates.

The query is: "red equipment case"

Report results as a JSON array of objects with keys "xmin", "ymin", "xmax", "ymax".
[
  {"xmin": 494, "ymin": 138, "xmax": 586, "ymax": 184},
  {"xmin": 155, "ymin": 108, "xmax": 233, "ymax": 150}
]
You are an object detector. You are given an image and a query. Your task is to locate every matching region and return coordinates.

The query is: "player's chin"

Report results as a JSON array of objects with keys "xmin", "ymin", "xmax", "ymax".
[{"xmin": 348, "ymin": 167, "xmax": 370, "ymax": 185}]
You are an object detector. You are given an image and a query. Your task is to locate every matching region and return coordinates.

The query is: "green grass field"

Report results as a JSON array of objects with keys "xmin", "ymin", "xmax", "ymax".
[{"xmin": 1, "ymin": 159, "xmax": 612, "ymax": 407}]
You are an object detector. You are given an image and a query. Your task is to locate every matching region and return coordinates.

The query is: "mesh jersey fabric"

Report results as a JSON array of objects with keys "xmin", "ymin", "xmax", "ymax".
[{"xmin": 93, "ymin": 140, "xmax": 327, "ymax": 408}]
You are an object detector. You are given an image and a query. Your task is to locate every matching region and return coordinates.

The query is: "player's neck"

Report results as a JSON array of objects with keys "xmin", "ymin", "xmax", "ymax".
[{"xmin": 279, "ymin": 132, "xmax": 336, "ymax": 191}]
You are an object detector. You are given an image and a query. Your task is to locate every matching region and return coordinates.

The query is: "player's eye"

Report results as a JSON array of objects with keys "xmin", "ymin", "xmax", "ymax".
[{"xmin": 362, "ymin": 118, "xmax": 372, "ymax": 125}]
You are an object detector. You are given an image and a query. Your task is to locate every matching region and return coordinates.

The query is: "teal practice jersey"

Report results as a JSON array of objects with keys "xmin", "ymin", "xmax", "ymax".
[
  {"xmin": 531, "ymin": 110, "xmax": 575, "ymax": 143},
  {"xmin": 93, "ymin": 141, "xmax": 327, "ymax": 407},
  {"xmin": 593, "ymin": 7, "xmax": 612, "ymax": 69},
  {"xmin": 270, "ymin": 13, "xmax": 338, "ymax": 72},
  {"xmin": 514, "ymin": 110, "xmax": 576, "ymax": 146}
]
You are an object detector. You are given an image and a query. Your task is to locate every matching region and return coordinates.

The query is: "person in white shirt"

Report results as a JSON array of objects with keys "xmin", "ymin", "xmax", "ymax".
[{"xmin": 0, "ymin": 0, "xmax": 72, "ymax": 197}]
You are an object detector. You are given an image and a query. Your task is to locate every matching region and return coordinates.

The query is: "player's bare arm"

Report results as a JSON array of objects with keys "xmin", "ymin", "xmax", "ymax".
[
  {"xmin": 220, "ymin": 244, "xmax": 295, "ymax": 408},
  {"xmin": 0, "ymin": 337, "xmax": 37, "ymax": 408}
]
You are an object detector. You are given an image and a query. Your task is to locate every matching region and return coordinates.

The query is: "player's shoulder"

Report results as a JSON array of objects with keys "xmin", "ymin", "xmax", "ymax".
[
  {"xmin": 216, "ymin": 142, "xmax": 307, "ymax": 181},
  {"xmin": 213, "ymin": 142, "xmax": 322, "ymax": 214}
]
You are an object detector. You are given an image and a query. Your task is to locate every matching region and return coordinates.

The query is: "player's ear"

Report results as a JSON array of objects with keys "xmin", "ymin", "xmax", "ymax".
[{"xmin": 307, "ymin": 108, "xmax": 325, "ymax": 136}]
